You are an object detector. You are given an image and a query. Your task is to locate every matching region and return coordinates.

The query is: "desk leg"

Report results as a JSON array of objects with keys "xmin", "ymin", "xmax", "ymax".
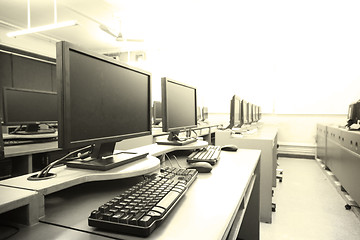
[{"xmin": 27, "ymin": 155, "xmax": 33, "ymax": 173}]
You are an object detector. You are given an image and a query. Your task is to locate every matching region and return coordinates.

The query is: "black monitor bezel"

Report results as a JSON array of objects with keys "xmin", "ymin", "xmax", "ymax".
[
  {"xmin": 161, "ymin": 77, "xmax": 198, "ymax": 133},
  {"xmin": 0, "ymin": 125, "xmax": 4, "ymax": 160},
  {"xmin": 202, "ymin": 106, "xmax": 209, "ymax": 121},
  {"xmin": 230, "ymin": 95, "xmax": 243, "ymax": 128},
  {"xmin": 2, "ymin": 87, "xmax": 57, "ymax": 125},
  {"xmin": 57, "ymin": 41, "xmax": 152, "ymax": 150},
  {"xmin": 243, "ymin": 100, "xmax": 249, "ymax": 124},
  {"xmin": 248, "ymin": 103, "xmax": 253, "ymax": 123}
]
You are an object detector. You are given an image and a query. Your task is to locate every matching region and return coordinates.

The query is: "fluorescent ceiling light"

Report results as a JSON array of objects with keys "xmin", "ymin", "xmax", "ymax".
[{"xmin": 7, "ymin": 20, "xmax": 78, "ymax": 37}]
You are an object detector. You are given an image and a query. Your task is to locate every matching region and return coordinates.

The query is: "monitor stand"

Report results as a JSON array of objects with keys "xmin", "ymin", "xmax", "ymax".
[
  {"xmin": 65, "ymin": 142, "xmax": 149, "ymax": 171},
  {"xmin": 156, "ymin": 131, "xmax": 197, "ymax": 146}
]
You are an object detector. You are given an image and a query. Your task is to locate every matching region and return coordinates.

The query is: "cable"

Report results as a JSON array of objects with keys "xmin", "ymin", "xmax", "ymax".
[
  {"xmin": 9, "ymin": 125, "xmax": 23, "ymax": 134},
  {"xmin": 164, "ymin": 154, "xmax": 174, "ymax": 167},
  {"xmin": 191, "ymin": 129, "xmax": 198, "ymax": 139},
  {"xmin": 34, "ymin": 145, "xmax": 93, "ymax": 179},
  {"xmin": 172, "ymin": 155, "xmax": 183, "ymax": 169}
]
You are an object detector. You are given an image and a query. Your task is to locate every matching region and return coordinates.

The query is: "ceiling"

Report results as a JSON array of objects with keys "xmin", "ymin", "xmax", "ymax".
[{"xmin": 0, "ymin": 0, "xmax": 168, "ymax": 53}]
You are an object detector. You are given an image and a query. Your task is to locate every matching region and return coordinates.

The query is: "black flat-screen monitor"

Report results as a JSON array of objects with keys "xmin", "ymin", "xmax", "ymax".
[
  {"xmin": 57, "ymin": 41, "xmax": 152, "ymax": 170},
  {"xmin": 259, "ymin": 106, "xmax": 262, "ymax": 120},
  {"xmin": 243, "ymin": 100, "xmax": 249, "ymax": 124},
  {"xmin": 2, "ymin": 87, "xmax": 57, "ymax": 134},
  {"xmin": 197, "ymin": 106, "xmax": 202, "ymax": 121},
  {"xmin": 158, "ymin": 77, "xmax": 197, "ymax": 145},
  {"xmin": 229, "ymin": 95, "xmax": 243, "ymax": 128},
  {"xmin": 347, "ymin": 101, "xmax": 360, "ymax": 127},
  {"xmin": 202, "ymin": 107, "xmax": 209, "ymax": 121},
  {"xmin": 0, "ymin": 126, "xmax": 4, "ymax": 160},
  {"xmin": 252, "ymin": 104, "xmax": 256, "ymax": 122},
  {"xmin": 254, "ymin": 105, "xmax": 259, "ymax": 122},
  {"xmin": 248, "ymin": 103, "xmax": 253, "ymax": 123},
  {"xmin": 153, "ymin": 101, "xmax": 162, "ymax": 125}
]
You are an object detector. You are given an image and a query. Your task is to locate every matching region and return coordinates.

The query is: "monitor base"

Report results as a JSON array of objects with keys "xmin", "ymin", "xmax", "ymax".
[{"xmin": 65, "ymin": 152, "xmax": 149, "ymax": 171}]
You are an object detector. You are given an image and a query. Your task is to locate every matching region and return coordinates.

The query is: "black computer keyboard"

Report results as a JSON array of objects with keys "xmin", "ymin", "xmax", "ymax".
[
  {"xmin": 88, "ymin": 166, "xmax": 198, "ymax": 237},
  {"xmin": 187, "ymin": 145, "xmax": 221, "ymax": 165}
]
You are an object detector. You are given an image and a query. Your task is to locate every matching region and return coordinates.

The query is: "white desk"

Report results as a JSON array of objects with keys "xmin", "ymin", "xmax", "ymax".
[
  {"xmin": 215, "ymin": 126, "xmax": 278, "ymax": 223},
  {"xmin": 0, "ymin": 142, "xmax": 260, "ymax": 240}
]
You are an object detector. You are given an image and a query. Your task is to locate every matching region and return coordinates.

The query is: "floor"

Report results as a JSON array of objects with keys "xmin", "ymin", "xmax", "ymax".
[{"xmin": 260, "ymin": 157, "xmax": 360, "ymax": 240}]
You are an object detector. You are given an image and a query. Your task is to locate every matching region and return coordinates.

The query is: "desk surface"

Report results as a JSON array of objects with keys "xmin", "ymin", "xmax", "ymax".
[
  {"xmin": 18, "ymin": 149, "xmax": 260, "ymax": 240},
  {"xmin": 4, "ymin": 140, "xmax": 59, "ymax": 158},
  {"xmin": 0, "ymin": 186, "xmax": 37, "ymax": 215},
  {"xmin": 1, "ymin": 144, "xmax": 260, "ymax": 240}
]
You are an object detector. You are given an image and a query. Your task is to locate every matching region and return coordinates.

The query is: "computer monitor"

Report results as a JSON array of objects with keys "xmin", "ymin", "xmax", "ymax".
[
  {"xmin": 57, "ymin": 41, "xmax": 152, "ymax": 170},
  {"xmin": 243, "ymin": 100, "xmax": 249, "ymax": 124},
  {"xmin": 2, "ymin": 87, "xmax": 57, "ymax": 134},
  {"xmin": 254, "ymin": 105, "xmax": 259, "ymax": 122},
  {"xmin": 152, "ymin": 101, "xmax": 162, "ymax": 125},
  {"xmin": 0, "ymin": 125, "xmax": 4, "ymax": 160},
  {"xmin": 248, "ymin": 103, "xmax": 253, "ymax": 123},
  {"xmin": 252, "ymin": 105, "xmax": 257, "ymax": 122},
  {"xmin": 347, "ymin": 101, "xmax": 360, "ymax": 127},
  {"xmin": 158, "ymin": 77, "xmax": 197, "ymax": 145},
  {"xmin": 197, "ymin": 106, "xmax": 202, "ymax": 121},
  {"xmin": 202, "ymin": 106, "xmax": 209, "ymax": 121},
  {"xmin": 229, "ymin": 95, "xmax": 243, "ymax": 128},
  {"xmin": 259, "ymin": 106, "xmax": 262, "ymax": 120}
]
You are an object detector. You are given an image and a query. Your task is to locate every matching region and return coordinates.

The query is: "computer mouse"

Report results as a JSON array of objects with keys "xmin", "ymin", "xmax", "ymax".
[
  {"xmin": 221, "ymin": 144, "xmax": 238, "ymax": 152},
  {"xmin": 187, "ymin": 162, "xmax": 212, "ymax": 173}
]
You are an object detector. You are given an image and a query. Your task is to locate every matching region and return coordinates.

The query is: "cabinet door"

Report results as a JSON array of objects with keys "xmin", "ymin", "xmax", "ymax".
[
  {"xmin": 326, "ymin": 127, "xmax": 341, "ymax": 172},
  {"xmin": 316, "ymin": 124, "xmax": 327, "ymax": 162},
  {"xmin": 338, "ymin": 131, "xmax": 360, "ymax": 204}
]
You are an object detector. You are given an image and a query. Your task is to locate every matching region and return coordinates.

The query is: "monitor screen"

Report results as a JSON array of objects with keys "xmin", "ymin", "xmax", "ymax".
[
  {"xmin": 159, "ymin": 77, "xmax": 197, "ymax": 145},
  {"xmin": 57, "ymin": 41, "xmax": 152, "ymax": 169},
  {"xmin": 153, "ymin": 101, "xmax": 162, "ymax": 125},
  {"xmin": 243, "ymin": 100, "xmax": 249, "ymax": 124},
  {"xmin": 229, "ymin": 95, "xmax": 243, "ymax": 128},
  {"xmin": 3, "ymin": 87, "xmax": 57, "ymax": 134}
]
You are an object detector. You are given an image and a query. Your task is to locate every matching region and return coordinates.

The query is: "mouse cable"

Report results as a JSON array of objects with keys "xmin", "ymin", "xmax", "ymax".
[
  {"xmin": 36, "ymin": 145, "xmax": 94, "ymax": 178},
  {"xmin": 172, "ymin": 155, "xmax": 183, "ymax": 169},
  {"xmin": 164, "ymin": 154, "xmax": 174, "ymax": 167}
]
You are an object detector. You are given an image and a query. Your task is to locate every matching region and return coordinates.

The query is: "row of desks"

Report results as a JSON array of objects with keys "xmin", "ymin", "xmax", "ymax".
[{"xmin": 0, "ymin": 140, "xmax": 261, "ymax": 240}]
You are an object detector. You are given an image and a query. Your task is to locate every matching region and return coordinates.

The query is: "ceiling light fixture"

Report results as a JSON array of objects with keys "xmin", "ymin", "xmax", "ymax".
[{"xmin": 7, "ymin": 0, "xmax": 77, "ymax": 38}]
